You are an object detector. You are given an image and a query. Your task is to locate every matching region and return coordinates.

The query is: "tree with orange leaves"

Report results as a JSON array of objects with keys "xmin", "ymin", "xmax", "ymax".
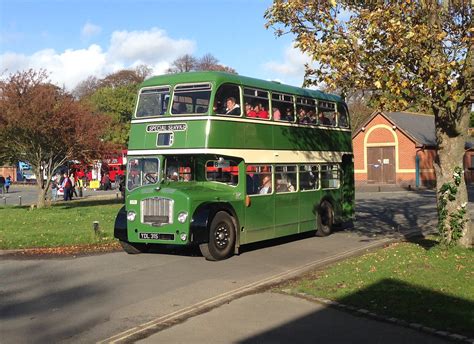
[{"xmin": 0, "ymin": 69, "xmax": 110, "ymax": 208}]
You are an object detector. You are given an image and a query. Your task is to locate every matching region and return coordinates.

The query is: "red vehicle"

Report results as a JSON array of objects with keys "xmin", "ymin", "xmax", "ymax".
[
  {"xmin": 69, "ymin": 149, "xmax": 127, "ymax": 183},
  {"xmin": 102, "ymin": 150, "xmax": 127, "ymax": 183}
]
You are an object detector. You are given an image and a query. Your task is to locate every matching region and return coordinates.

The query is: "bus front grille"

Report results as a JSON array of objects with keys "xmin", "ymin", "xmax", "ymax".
[{"xmin": 141, "ymin": 197, "xmax": 174, "ymax": 226}]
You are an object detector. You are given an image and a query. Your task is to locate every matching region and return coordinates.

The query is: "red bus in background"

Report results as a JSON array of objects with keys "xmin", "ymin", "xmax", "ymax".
[
  {"xmin": 102, "ymin": 155, "xmax": 126, "ymax": 182},
  {"xmin": 69, "ymin": 149, "xmax": 127, "ymax": 183}
]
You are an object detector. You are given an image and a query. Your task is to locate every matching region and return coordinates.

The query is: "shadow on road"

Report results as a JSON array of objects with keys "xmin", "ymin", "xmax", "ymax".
[
  {"xmin": 239, "ymin": 279, "xmax": 473, "ymax": 343},
  {"xmin": 353, "ymin": 191, "xmax": 437, "ymax": 241},
  {"xmin": 0, "ymin": 263, "xmax": 108, "ymax": 343}
]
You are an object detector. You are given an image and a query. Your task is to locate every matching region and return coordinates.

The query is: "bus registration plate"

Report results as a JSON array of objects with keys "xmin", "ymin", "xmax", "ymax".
[{"xmin": 139, "ymin": 232, "xmax": 160, "ymax": 240}]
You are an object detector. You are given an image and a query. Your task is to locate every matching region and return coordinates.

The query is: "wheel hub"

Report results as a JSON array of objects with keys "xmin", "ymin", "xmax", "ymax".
[{"xmin": 215, "ymin": 224, "xmax": 229, "ymax": 248}]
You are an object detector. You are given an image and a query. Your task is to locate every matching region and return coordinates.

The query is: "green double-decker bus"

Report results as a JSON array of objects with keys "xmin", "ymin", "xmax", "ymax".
[{"xmin": 114, "ymin": 71, "xmax": 354, "ymax": 260}]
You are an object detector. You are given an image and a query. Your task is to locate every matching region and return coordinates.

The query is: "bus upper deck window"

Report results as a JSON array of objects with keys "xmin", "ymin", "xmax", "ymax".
[
  {"xmin": 317, "ymin": 101, "xmax": 337, "ymax": 126},
  {"xmin": 136, "ymin": 87, "xmax": 170, "ymax": 117},
  {"xmin": 272, "ymin": 93, "xmax": 295, "ymax": 122},
  {"xmin": 171, "ymin": 83, "xmax": 211, "ymax": 115},
  {"xmin": 337, "ymin": 103, "xmax": 350, "ymax": 128},
  {"xmin": 296, "ymin": 97, "xmax": 316, "ymax": 125},
  {"xmin": 215, "ymin": 84, "xmax": 241, "ymax": 116},
  {"xmin": 244, "ymin": 88, "xmax": 270, "ymax": 120}
]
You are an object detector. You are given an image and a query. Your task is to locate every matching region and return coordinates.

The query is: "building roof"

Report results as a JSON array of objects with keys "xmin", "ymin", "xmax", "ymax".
[
  {"xmin": 352, "ymin": 110, "xmax": 437, "ymax": 147},
  {"xmin": 384, "ymin": 112, "xmax": 437, "ymax": 146}
]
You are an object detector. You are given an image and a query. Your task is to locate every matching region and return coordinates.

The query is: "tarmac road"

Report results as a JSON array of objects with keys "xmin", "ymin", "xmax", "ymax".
[
  {"xmin": 0, "ymin": 189, "xmax": 448, "ymax": 343},
  {"xmin": 0, "ymin": 184, "xmax": 120, "ymax": 206}
]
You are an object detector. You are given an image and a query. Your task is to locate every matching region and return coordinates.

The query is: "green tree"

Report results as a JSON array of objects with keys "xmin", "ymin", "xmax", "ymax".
[
  {"xmin": 79, "ymin": 66, "xmax": 152, "ymax": 146},
  {"xmin": 88, "ymin": 84, "xmax": 137, "ymax": 144},
  {"xmin": 0, "ymin": 70, "xmax": 109, "ymax": 208},
  {"xmin": 266, "ymin": 0, "xmax": 473, "ymax": 247}
]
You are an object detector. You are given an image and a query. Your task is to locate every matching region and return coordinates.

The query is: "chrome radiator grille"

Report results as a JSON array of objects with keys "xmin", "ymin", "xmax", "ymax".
[{"xmin": 141, "ymin": 197, "xmax": 174, "ymax": 226}]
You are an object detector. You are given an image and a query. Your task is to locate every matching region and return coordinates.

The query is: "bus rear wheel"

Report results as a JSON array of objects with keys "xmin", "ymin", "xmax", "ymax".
[
  {"xmin": 316, "ymin": 200, "xmax": 334, "ymax": 237},
  {"xmin": 199, "ymin": 211, "xmax": 236, "ymax": 261},
  {"xmin": 119, "ymin": 240, "xmax": 149, "ymax": 254}
]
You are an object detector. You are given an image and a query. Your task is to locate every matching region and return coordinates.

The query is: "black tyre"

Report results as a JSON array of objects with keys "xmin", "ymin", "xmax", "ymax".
[
  {"xmin": 316, "ymin": 200, "xmax": 334, "ymax": 237},
  {"xmin": 199, "ymin": 211, "xmax": 236, "ymax": 261},
  {"xmin": 119, "ymin": 240, "xmax": 149, "ymax": 254}
]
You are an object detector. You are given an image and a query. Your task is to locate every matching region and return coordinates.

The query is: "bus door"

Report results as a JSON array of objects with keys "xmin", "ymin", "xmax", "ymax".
[
  {"xmin": 274, "ymin": 165, "xmax": 299, "ymax": 236},
  {"xmin": 244, "ymin": 165, "xmax": 274, "ymax": 243},
  {"xmin": 320, "ymin": 164, "xmax": 343, "ymax": 221},
  {"xmin": 298, "ymin": 164, "xmax": 321, "ymax": 232}
]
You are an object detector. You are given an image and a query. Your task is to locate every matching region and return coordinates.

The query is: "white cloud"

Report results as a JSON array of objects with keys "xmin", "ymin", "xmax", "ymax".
[
  {"xmin": 108, "ymin": 28, "xmax": 195, "ymax": 65},
  {"xmin": 81, "ymin": 22, "xmax": 102, "ymax": 39},
  {"xmin": 0, "ymin": 27, "xmax": 196, "ymax": 90},
  {"xmin": 262, "ymin": 44, "xmax": 314, "ymax": 86},
  {"xmin": 1, "ymin": 45, "xmax": 107, "ymax": 88}
]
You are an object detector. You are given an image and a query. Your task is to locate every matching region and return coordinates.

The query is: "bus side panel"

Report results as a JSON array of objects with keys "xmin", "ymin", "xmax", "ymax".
[
  {"xmin": 299, "ymin": 191, "xmax": 321, "ymax": 233},
  {"xmin": 128, "ymin": 124, "xmax": 148, "ymax": 150},
  {"xmin": 274, "ymin": 192, "xmax": 300, "ymax": 237},
  {"xmin": 244, "ymin": 122, "xmax": 273, "ymax": 150},
  {"xmin": 243, "ymin": 195, "xmax": 275, "ymax": 244},
  {"xmin": 207, "ymin": 121, "xmax": 245, "ymax": 148},
  {"xmin": 186, "ymin": 121, "xmax": 209, "ymax": 148},
  {"xmin": 273, "ymin": 125, "xmax": 352, "ymax": 152}
]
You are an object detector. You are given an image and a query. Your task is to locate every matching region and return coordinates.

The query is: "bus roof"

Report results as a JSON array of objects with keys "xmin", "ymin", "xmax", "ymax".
[{"xmin": 141, "ymin": 71, "xmax": 343, "ymax": 103}]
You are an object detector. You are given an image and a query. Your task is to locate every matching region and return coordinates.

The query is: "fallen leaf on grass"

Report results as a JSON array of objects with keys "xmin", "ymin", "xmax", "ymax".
[{"xmin": 9, "ymin": 242, "xmax": 121, "ymax": 257}]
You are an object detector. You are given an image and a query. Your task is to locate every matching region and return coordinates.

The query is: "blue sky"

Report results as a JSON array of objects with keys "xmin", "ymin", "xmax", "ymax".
[{"xmin": 0, "ymin": 0, "xmax": 310, "ymax": 90}]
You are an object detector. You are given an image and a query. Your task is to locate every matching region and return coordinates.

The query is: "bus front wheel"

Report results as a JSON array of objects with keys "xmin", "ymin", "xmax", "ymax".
[
  {"xmin": 119, "ymin": 240, "xmax": 149, "ymax": 254},
  {"xmin": 199, "ymin": 211, "xmax": 236, "ymax": 261},
  {"xmin": 316, "ymin": 200, "xmax": 334, "ymax": 237}
]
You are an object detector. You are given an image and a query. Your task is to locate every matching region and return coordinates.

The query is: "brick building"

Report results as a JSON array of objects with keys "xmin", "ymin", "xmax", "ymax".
[
  {"xmin": 0, "ymin": 166, "xmax": 17, "ymax": 182},
  {"xmin": 352, "ymin": 111, "xmax": 437, "ymax": 188}
]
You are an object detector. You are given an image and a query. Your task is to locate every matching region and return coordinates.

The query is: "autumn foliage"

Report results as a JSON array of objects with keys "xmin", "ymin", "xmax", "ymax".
[{"xmin": 0, "ymin": 69, "xmax": 110, "ymax": 208}]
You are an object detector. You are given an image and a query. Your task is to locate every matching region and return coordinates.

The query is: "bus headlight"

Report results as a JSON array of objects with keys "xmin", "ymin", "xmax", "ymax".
[
  {"xmin": 177, "ymin": 212, "xmax": 188, "ymax": 223},
  {"xmin": 127, "ymin": 211, "xmax": 136, "ymax": 221}
]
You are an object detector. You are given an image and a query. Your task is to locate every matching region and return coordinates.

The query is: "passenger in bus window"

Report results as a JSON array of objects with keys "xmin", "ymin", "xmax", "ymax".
[
  {"xmin": 258, "ymin": 174, "xmax": 272, "ymax": 194},
  {"xmin": 298, "ymin": 108, "xmax": 311, "ymax": 124},
  {"xmin": 255, "ymin": 103, "xmax": 269, "ymax": 119},
  {"xmin": 318, "ymin": 112, "xmax": 331, "ymax": 125},
  {"xmin": 213, "ymin": 100, "xmax": 224, "ymax": 113},
  {"xmin": 273, "ymin": 107, "xmax": 281, "ymax": 120},
  {"xmin": 196, "ymin": 106, "xmax": 207, "ymax": 113},
  {"xmin": 225, "ymin": 97, "xmax": 241, "ymax": 115},
  {"xmin": 308, "ymin": 110, "xmax": 317, "ymax": 124},
  {"xmin": 245, "ymin": 103, "xmax": 258, "ymax": 118},
  {"xmin": 284, "ymin": 107, "xmax": 294, "ymax": 122},
  {"xmin": 173, "ymin": 102, "xmax": 188, "ymax": 114}
]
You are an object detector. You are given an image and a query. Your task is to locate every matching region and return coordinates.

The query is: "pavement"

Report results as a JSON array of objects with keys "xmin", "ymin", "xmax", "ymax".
[{"xmin": 137, "ymin": 293, "xmax": 452, "ymax": 344}]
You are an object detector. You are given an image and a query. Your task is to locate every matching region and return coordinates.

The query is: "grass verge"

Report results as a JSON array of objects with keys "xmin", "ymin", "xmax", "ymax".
[
  {"xmin": 278, "ymin": 238, "xmax": 474, "ymax": 337},
  {"xmin": 0, "ymin": 199, "xmax": 123, "ymax": 250}
]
